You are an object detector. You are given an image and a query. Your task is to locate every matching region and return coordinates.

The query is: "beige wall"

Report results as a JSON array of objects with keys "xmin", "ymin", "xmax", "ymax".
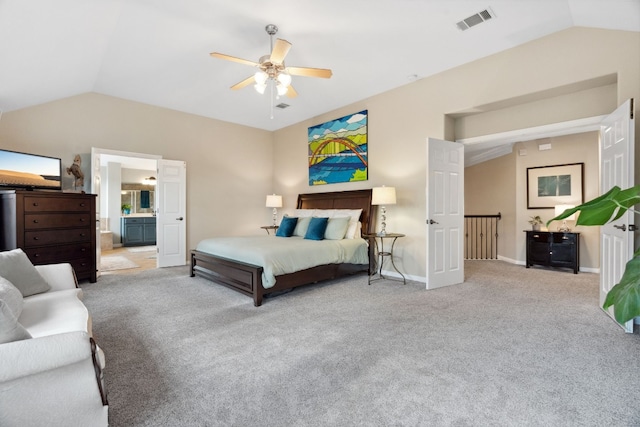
[
  {"xmin": 273, "ymin": 27, "xmax": 640, "ymax": 280},
  {"xmin": 0, "ymin": 93, "xmax": 274, "ymax": 251},
  {"xmin": 465, "ymin": 132, "xmax": 600, "ymax": 270},
  {"xmin": 0, "ymin": 27, "xmax": 637, "ymax": 278},
  {"xmin": 465, "ymin": 151, "xmax": 517, "ymax": 262}
]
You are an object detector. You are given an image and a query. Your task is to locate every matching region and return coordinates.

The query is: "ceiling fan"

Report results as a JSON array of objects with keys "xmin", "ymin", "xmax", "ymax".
[{"xmin": 210, "ymin": 24, "xmax": 332, "ymax": 99}]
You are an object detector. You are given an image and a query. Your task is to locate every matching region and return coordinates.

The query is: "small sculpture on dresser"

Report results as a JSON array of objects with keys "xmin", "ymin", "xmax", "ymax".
[{"xmin": 66, "ymin": 154, "xmax": 85, "ymax": 190}]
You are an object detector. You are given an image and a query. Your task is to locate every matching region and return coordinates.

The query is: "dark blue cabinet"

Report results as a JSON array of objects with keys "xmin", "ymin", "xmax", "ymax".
[{"xmin": 121, "ymin": 217, "xmax": 156, "ymax": 246}]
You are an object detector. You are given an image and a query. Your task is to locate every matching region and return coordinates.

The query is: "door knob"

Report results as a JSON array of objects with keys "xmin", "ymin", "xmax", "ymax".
[
  {"xmin": 428, "ymin": 219, "xmax": 439, "ymax": 225},
  {"xmin": 176, "ymin": 217, "xmax": 184, "ymax": 221},
  {"xmin": 613, "ymin": 224, "xmax": 627, "ymax": 232}
]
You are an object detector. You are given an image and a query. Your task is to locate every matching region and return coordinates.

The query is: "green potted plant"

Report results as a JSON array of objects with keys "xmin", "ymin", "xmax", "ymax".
[
  {"xmin": 121, "ymin": 203, "xmax": 132, "ymax": 215},
  {"xmin": 528, "ymin": 215, "xmax": 544, "ymax": 231},
  {"xmin": 548, "ymin": 185, "xmax": 640, "ymax": 324}
]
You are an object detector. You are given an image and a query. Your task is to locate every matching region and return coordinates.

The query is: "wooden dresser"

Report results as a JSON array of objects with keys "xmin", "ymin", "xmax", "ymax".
[{"xmin": 0, "ymin": 190, "xmax": 97, "ymax": 282}]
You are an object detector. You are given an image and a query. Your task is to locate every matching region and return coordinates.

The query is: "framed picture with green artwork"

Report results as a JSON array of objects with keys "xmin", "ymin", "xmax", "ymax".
[{"xmin": 527, "ymin": 162, "xmax": 584, "ymax": 209}]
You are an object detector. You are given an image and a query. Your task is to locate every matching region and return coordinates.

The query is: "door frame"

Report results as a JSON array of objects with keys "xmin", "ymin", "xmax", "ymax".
[{"xmin": 91, "ymin": 147, "xmax": 162, "ymax": 271}]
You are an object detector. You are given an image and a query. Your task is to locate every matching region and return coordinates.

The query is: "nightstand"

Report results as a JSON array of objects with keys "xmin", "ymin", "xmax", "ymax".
[
  {"xmin": 260, "ymin": 225, "xmax": 279, "ymax": 235},
  {"xmin": 364, "ymin": 233, "xmax": 406, "ymax": 285}
]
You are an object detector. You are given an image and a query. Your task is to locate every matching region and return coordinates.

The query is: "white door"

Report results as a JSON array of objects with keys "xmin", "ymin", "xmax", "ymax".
[
  {"xmin": 90, "ymin": 149, "xmax": 102, "ymax": 277},
  {"xmin": 426, "ymin": 138, "xmax": 464, "ymax": 289},
  {"xmin": 599, "ymin": 99, "xmax": 635, "ymax": 333},
  {"xmin": 157, "ymin": 159, "xmax": 187, "ymax": 267}
]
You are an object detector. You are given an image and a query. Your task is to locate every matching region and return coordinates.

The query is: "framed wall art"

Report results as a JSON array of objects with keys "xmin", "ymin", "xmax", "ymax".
[
  {"xmin": 308, "ymin": 110, "xmax": 368, "ymax": 186},
  {"xmin": 527, "ymin": 162, "xmax": 584, "ymax": 209}
]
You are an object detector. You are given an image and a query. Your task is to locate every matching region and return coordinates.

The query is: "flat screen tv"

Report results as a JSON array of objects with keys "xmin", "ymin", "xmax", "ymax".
[{"xmin": 0, "ymin": 149, "xmax": 62, "ymax": 190}]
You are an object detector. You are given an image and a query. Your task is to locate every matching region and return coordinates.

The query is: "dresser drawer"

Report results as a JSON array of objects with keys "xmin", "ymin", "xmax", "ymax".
[
  {"xmin": 25, "ymin": 213, "xmax": 92, "ymax": 230},
  {"xmin": 24, "ymin": 228, "xmax": 91, "ymax": 246},
  {"xmin": 23, "ymin": 196, "xmax": 92, "ymax": 213},
  {"xmin": 551, "ymin": 233, "xmax": 577, "ymax": 244},
  {"xmin": 529, "ymin": 232, "xmax": 550, "ymax": 243},
  {"xmin": 25, "ymin": 243, "xmax": 92, "ymax": 264}
]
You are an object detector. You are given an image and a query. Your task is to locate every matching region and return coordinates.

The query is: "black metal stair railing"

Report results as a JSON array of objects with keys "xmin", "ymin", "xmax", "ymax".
[{"xmin": 464, "ymin": 213, "xmax": 501, "ymax": 260}]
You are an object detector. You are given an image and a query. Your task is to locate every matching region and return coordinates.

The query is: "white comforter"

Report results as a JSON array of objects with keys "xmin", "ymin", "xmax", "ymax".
[{"xmin": 195, "ymin": 236, "xmax": 369, "ymax": 289}]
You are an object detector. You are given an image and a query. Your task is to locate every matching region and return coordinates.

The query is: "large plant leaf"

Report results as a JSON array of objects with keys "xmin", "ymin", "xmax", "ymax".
[
  {"xmin": 602, "ymin": 253, "xmax": 640, "ymax": 324},
  {"xmin": 546, "ymin": 185, "xmax": 640, "ymax": 227}
]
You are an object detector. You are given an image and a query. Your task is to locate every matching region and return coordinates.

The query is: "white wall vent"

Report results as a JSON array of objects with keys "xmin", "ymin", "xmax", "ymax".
[
  {"xmin": 275, "ymin": 103, "xmax": 290, "ymax": 109},
  {"xmin": 456, "ymin": 8, "xmax": 495, "ymax": 31}
]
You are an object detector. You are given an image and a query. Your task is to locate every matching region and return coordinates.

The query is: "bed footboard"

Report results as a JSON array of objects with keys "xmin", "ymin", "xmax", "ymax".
[{"xmin": 191, "ymin": 250, "xmax": 265, "ymax": 306}]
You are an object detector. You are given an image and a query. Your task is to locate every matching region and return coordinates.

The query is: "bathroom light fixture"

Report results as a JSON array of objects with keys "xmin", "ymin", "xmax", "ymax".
[
  {"xmin": 143, "ymin": 176, "xmax": 156, "ymax": 186},
  {"xmin": 266, "ymin": 194, "xmax": 282, "ymax": 227},
  {"xmin": 372, "ymin": 186, "xmax": 396, "ymax": 236}
]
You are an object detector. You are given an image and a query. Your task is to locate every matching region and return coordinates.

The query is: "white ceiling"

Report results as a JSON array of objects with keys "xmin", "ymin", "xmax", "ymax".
[{"xmin": 1, "ymin": 0, "xmax": 638, "ymax": 132}]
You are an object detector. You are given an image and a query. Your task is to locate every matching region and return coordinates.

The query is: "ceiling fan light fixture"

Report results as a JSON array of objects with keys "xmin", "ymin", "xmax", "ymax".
[
  {"xmin": 254, "ymin": 70, "xmax": 268, "ymax": 85},
  {"xmin": 254, "ymin": 83, "xmax": 267, "ymax": 94},
  {"xmin": 276, "ymin": 83, "xmax": 288, "ymax": 96},
  {"xmin": 277, "ymin": 72, "xmax": 291, "ymax": 87}
]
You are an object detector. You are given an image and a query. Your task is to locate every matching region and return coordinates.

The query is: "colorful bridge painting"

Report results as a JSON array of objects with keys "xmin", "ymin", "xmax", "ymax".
[{"xmin": 308, "ymin": 110, "xmax": 368, "ymax": 186}]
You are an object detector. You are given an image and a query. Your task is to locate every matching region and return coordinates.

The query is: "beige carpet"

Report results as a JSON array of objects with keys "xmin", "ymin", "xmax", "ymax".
[{"xmin": 100, "ymin": 255, "xmax": 139, "ymax": 271}]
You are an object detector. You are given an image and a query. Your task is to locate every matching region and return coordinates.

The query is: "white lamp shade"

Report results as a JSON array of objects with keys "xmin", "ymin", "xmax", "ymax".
[
  {"xmin": 554, "ymin": 204, "xmax": 576, "ymax": 220},
  {"xmin": 372, "ymin": 186, "xmax": 396, "ymax": 205},
  {"xmin": 266, "ymin": 194, "xmax": 282, "ymax": 208},
  {"xmin": 254, "ymin": 70, "xmax": 268, "ymax": 85},
  {"xmin": 277, "ymin": 72, "xmax": 291, "ymax": 87}
]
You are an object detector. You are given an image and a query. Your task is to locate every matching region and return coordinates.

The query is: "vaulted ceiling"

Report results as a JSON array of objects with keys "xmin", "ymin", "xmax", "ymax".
[{"xmin": 1, "ymin": 0, "xmax": 638, "ymax": 131}]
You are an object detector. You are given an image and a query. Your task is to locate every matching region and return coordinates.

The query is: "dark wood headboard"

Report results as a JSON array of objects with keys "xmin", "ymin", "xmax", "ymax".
[{"xmin": 296, "ymin": 189, "xmax": 374, "ymax": 236}]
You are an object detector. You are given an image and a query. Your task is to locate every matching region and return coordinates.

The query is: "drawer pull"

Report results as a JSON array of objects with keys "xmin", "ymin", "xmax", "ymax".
[
  {"xmin": 33, "ymin": 202, "xmax": 39, "ymax": 206},
  {"xmin": 33, "ymin": 219, "xmax": 39, "ymax": 223},
  {"xmin": 80, "ymin": 218, "xmax": 85, "ymax": 222},
  {"xmin": 33, "ymin": 254, "xmax": 40, "ymax": 257},
  {"xmin": 533, "ymin": 234, "xmax": 540, "ymax": 238},
  {"xmin": 80, "ymin": 203, "xmax": 85, "ymax": 207},
  {"xmin": 80, "ymin": 233, "xmax": 86, "ymax": 237},
  {"xmin": 81, "ymin": 248, "xmax": 86, "ymax": 252},
  {"xmin": 33, "ymin": 237, "xmax": 39, "ymax": 241},
  {"xmin": 562, "ymin": 236, "xmax": 569, "ymax": 240}
]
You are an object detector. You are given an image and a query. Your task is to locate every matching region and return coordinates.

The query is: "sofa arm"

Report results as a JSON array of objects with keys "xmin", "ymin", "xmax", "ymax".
[
  {"xmin": 35, "ymin": 263, "xmax": 78, "ymax": 292},
  {"xmin": 0, "ymin": 332, "xmax": 108, "ymax": 427}
]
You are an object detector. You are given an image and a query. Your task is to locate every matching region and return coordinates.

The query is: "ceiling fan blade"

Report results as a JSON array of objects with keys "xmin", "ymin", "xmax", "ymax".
[
  {"xmin": 287, "ymin": 66, "xmax": 332, "ymax": 79},
  {"xmin": 210, "ymin": 52, "xmax": 258, "ymax": 67},
  {"xmin": 286, "ymin": 85, "xmax": 298, "ymax": 98},
  {"xmin": 270, "ymin": 39, "xmax": 292, "ymax": 65},
  {"xmin": 230, "ymin": 75, "xmax": 255, "ymax": 90}
]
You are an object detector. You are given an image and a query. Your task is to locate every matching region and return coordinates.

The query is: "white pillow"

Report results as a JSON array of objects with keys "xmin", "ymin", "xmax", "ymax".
[
  {"xmin": 0, "ymin": 299, "xmax": 31, "ymax": 344},
  {"xmin": 0, "ymin": 276, "xmax": 23, "ymax": 320},
  {"xmin": 0, "ymin": 249, "xmax": 51, "ymax": 297},
  {"xmin": 291, "ymin": 209, "xmax": 315, "ymax": 218},
  {"xmin": 324, "ymin": 217, "xmax": 350, "ymax": 240},
  {"xmin": 293, "ymin": 216, "xmax": 312, "ymax": 237},
  {"xmin": 331, "ymin": 209, "xmax": 363, "ymax": 239}
]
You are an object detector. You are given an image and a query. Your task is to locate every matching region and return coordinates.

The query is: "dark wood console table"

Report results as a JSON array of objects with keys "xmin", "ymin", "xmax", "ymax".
[{"xmin": 524, "ymin": 230, "xmax": 580, "ymax": 274}]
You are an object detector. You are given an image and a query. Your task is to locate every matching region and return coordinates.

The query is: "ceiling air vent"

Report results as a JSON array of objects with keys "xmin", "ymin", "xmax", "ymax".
[
  {"xmin": 275, "ymin": 103, "xmax": 290, "ymax": 109},
  {"xmin": 456, "ymin": 8, "xmax": 495, "ymax": 31}
]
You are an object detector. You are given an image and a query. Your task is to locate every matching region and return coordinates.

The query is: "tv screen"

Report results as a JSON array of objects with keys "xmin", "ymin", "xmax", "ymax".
[{"xmin": 0, "ymin": 149, "xmax": 62, "ymax": 190}]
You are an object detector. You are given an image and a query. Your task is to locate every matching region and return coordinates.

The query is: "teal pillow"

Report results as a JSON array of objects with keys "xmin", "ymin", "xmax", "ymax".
[
  {"xmin": 324, "ymin": 217, "xmax": 350, "ymax": 240},
  {"xmin": 304, "ymin": 217, "xmax": 329, "ymax": 241},
  {"xmin": 276, "ymin": 217, "xmax": 298, "ymax": 237}
]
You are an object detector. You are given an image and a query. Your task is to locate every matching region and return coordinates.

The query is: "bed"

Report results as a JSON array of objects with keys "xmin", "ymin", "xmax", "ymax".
[{"xmin": 190, "ymin": 189, "xmax": 375, "ymax": 306}]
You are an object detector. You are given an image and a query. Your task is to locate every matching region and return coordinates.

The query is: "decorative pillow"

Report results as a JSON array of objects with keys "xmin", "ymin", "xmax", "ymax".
[
  {"xmin": 324, "ymin": 217, "xmax": 350, "ymax": 240},
  {"xmin": 291, "ymin": 209, "xmax": 316, "ymax": 218},
  {"xmin": 0, "ymin": 299, "xmax": 31, "ymax": 344},
  {"xmin": 0, "ymin": 276, "xmax": 24, "ymax": 320},
  {"xmin": 304, "ymin": 217, "xmax": 329, "ymax": 241},
  {"xmin": 276, "ymin": 216, "xmax": 298, "ymax": 237},
  {"xmin": 0, "ymin": 249, "xmax": 50, "ymax": 297},
  {"xmin": 293, "ymin": 216, "xmax": 312, "ymax": 237},
  {"xmin": 312, "ymin": 209, "xmax": 362, "ymax": 239}
]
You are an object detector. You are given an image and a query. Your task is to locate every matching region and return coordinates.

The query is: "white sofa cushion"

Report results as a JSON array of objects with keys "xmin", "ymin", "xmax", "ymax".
[
  {"xmin": 0, "ymin": 249, "xmax": 50, "ymax": 297},
  {"xmin": 20, "ymin": 289, "xmax": 90, "ymax": 338}
]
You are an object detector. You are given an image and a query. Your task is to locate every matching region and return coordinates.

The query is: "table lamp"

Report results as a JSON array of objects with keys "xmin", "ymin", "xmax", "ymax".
[
  {"xmin": 372, "ymin": 186, "xmax": 396, "ymax": 236},
  {"xmin": 554, "ymin": 204, "xmax": 575, "ymax": 232},
  {"xmin": 266, "ymin": 194, "xmax": 282, "ymax": 227}
]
